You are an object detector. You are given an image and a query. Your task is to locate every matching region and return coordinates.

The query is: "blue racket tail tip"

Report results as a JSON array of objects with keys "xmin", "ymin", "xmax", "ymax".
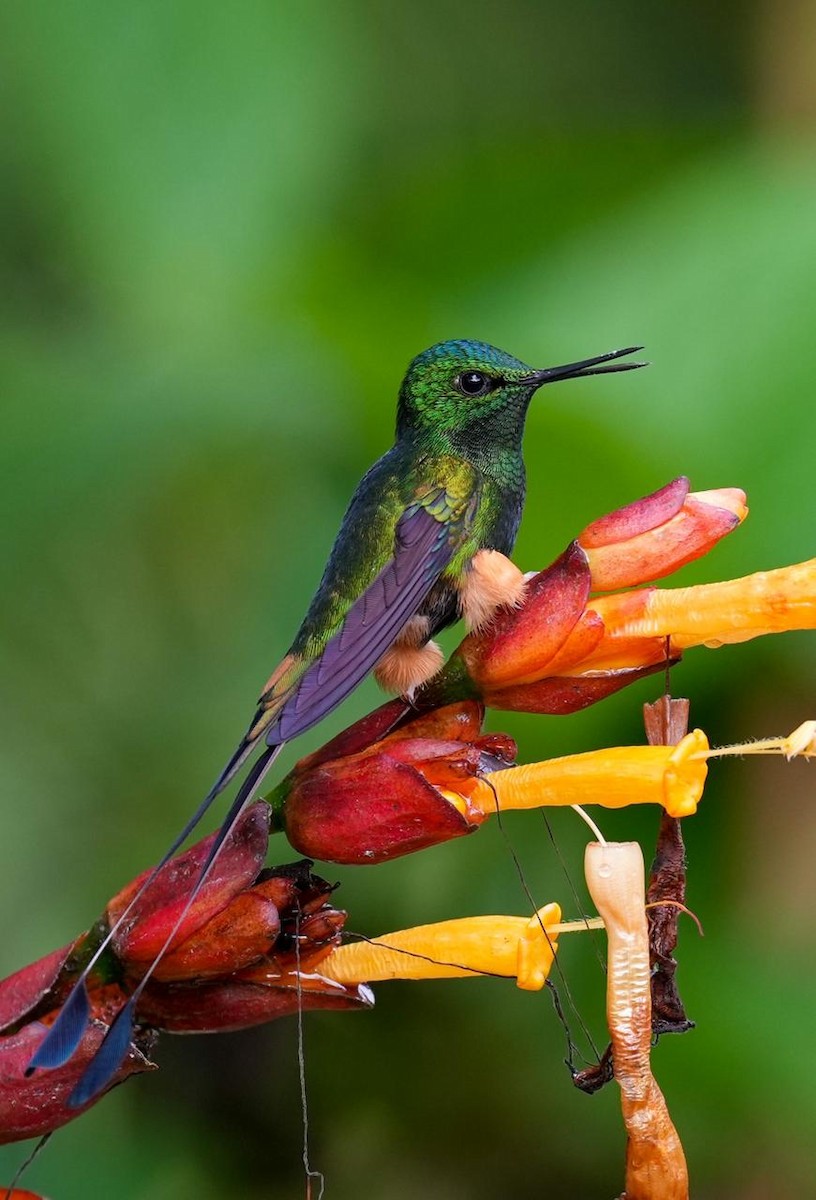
[
  {"xmin": 68, "ymin": 995, "xmax": 139, "ymax": 1108},
  {"xmin": 25, "ymin": 979, "xmax": 91, "ymax": 1076}
]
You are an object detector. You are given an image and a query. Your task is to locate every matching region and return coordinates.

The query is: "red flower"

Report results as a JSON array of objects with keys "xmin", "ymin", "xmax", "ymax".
[
  {"xmin": 271, "ymin": 699, "xmax": 514, "ymax": 864},
  {"xmin": 425, "ymin": 477, "xmax": 748, "ymax": 716},
  {"xmin": 0, "ymin": 806, "xmax": 367, "ymax": 1142}
]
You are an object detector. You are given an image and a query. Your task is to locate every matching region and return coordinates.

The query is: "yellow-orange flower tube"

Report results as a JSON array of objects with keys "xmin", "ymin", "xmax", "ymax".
[
  {"xmin": 460, "ymin": 730, "xmax": 708, "ymax": 820},
  {"xmin": 320, "ymin": 904, "xmax": 562, "ymax": 991},
  {"xmin": 586, "ymin": 560, "xmax": 816, "ymax": 670}
]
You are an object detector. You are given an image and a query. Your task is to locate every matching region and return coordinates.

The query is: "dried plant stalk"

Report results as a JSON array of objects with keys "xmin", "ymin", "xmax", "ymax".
[
  {"xmin": 585, "ymin": 841, "xmax": 688, "ymax": 1200},
  {"xmin": 644, "ymin": 697, "xmax": 694, "ymax": 1035}
]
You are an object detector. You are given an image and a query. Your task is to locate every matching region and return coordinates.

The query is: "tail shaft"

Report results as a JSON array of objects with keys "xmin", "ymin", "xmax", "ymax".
[
  {"xmin": 26, "ymin": 735, "xmax": 269, "ymax": 1077},
  {"xmin": 68, "ymin": 742, "xmax": 284, "ymax": 1106}
]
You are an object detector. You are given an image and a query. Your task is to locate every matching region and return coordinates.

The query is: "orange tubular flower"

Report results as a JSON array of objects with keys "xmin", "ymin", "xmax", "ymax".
[
  {"xmin": 420, "ymin": 476, "xmax": 813, "ymax": 716},
  {"xmin": 586, "ymin": 560, "xmax": 816, "ymax": 672},
  {"xmin": 463, "ymin": 730, "xmax": 709, "ymax": 821},
  {"xmin": 270, "ymin": 698, "xmax": 710, "ymax": 864},
  {"xmin": 320, "ymin": 904, "xmax": 564, "ymax": 992}
]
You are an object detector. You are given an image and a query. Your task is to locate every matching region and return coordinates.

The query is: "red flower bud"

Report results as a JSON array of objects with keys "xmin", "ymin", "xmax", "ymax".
[
  {"xmin": 579, "ymin": 477, "xmax": 747, "ymax": 591},
  {"xmin": 108, "ymin": 803, "xmax": 271, "ymax": 965},
  {"xmin": 273, "ymin": 701, "xmax": 516, "ymax": 864}
]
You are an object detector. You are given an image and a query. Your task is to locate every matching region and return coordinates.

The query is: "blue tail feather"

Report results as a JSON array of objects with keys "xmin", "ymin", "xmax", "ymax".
[
  {"xmin": 27, "ymin": 737, "xmax": 266, "ymax": 1081},
  {"xmin": 25, "ymin": 980, "xmax": 90, "ymax": 1074},
  {"xmin": 67, "ymin": 744, "xmax": 282, "ymax": 1107},
  {"xmin": 68, "ymin": 996, "xmax": 138, "ymax": 1107}
]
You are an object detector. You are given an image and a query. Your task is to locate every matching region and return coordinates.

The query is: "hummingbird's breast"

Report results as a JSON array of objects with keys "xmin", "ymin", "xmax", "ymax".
[{"xmin": 419, "ymin": 466, "xmax": 525, "ymax": 638}]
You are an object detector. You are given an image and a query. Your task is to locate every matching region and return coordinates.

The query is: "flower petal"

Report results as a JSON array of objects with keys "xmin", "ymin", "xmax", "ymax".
[
  {"xmin": 147, "ymin": 893, "xmax": 282, "ymax": 982},
  {"xmin": 108, "ymin": 802, "xmax": 271, "ymax": 962},
  {"xmin": 459, "ymin": 542, "xmax": 591, "ymax": 687},
  {"xmin": 583, "ymin": 488, "xmax": 747, "ymax": 592},
  {"xmin": 293, "ymin": 698, "xmax": 411, "ymax": 771},
  {"xmin": 0, "ymin": 1015, "xmax": 154, "ymax": 1143},
  {"xmin": 0, "ymin": 942, "xmax": 78, "ymax": 1035},
  {"xmin": 137, "ymin": 975, "xmax": 372, "ymax": 1033},
  {"xmin": 579, "ymin": 478, "xmax": 690, "ymax": 548},
  {"xmin": 483, "ymin": 662, "xmax": 665, "ymax": 716}
]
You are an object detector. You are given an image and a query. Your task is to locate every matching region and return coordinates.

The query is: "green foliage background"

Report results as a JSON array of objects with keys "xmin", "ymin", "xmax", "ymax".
[{"xmin": 1, "ymin": 3, "xmax": 814, "ymax": 1196}]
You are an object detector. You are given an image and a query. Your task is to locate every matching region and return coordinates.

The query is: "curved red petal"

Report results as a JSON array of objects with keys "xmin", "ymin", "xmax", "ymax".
[
  {"xmin": 484, "ymin": 662, "xmax": 668, "ymax": 715},
  {"xmin": 147, "ymin": 893, "xmax": 282, "ymax": 982},
  {"xmin": 0, "ymin": 1018, "xmax": 154, "ymax": 1144},
  {"xmin": 0, "ymin": 943, "xmax": 78, "ymax": 1035},
  {"xmin": 108, "ymin": 802, "xmax": 271, "ymax": 963},
  {"xmin": 138, "ymin": 976, "xmax": 372, "ymax": 1033},
  {"xmin": 585, "ymin": 496, "xmax": 742, "ymax": 591},
  {"xmin": 461, "ymin": 542, "xmax": 591, "ymax": 687},
  {"xmin": 283, "ymin": 754, "xmax": 474, "ymax": 864},
  {"xmin": 294, "ymin": 698, "xmax": 411, "ymax": 771},
  {"xmin": 579, "ymin": 478, "xmax": 689, "ymax": 549}
]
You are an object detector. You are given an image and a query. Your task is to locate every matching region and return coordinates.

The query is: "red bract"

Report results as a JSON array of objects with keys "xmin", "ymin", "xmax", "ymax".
[
  {"xmin": 0, "ymin": 808, "xmax": 366, "ymax": 1143},
  {"xmin": 0, "ymin": 938, "xmax": 153, "ymax": 1143},
  {"xmin": 0, "ymin": 943, "xmax": 77, "ymax": 1034},
  {"xmin": 107, "ymin": 811, "xmax": 361, "ymax": 1007},
  {"xmin": 137, "ymin": 857, "xmax": 367, "ymax": 1031},
  {"xmin": 0, "ymin": 981, "xmax": 154, "ymax": 1144},
  {"xmin": 108, "ymin": 802, "xmax": 272, "ymax": 966},
  {"xmin": 271, "ymin": 700, "xmax": 515, "ymax": 864}
]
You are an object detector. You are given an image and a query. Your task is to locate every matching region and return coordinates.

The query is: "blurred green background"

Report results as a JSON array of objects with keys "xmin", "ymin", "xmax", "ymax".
[{"xmin": 1, "ymin": 2, "xmax": 815, "ymax": 1196}]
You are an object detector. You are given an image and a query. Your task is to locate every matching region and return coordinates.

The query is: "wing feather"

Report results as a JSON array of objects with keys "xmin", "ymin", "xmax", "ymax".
[{"xmin": 270, "ymin": 494, "xmax": 472, "ymax": 743}]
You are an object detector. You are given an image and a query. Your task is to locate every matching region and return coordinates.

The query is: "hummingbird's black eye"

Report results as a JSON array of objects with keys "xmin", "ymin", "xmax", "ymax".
[{"xmin": 456, "ymin": 370, "xmax": 492, "ymax": 397}]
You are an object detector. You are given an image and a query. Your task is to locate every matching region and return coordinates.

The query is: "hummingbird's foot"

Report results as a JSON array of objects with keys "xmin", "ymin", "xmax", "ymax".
[
  {"xmin": 459, "ymin": 549, "xmax": 527, "ymax": 633},
  {"xmin": 374, "ymin": 616, "xmax": 445, "ymax": 697}
]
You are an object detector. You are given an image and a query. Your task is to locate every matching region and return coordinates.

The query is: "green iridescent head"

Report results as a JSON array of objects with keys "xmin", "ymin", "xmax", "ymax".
[{"xmin": 396, "ymin": 339, "xmax": 644, "ymax": 442}]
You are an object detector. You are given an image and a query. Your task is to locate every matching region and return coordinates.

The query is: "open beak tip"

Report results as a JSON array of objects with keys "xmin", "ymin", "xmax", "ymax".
[{"xmin": 535, "ymin": 346, "xmax": 649, "ymax": 384}]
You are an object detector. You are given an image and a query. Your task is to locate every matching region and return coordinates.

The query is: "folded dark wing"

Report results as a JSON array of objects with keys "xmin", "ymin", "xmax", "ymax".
[{"xmin": 270, "ymin": 494, "xmax": 472, "ymax": 742}]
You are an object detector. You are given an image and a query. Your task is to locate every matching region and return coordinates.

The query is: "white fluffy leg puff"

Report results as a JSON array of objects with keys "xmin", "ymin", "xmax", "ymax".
[
  {"xmin": 458, "ymin": 549, "xmax": 527, "ymax": 632},
  {"xmin": 374, "ymin": 615, "xmax": 445, "ymax": 698}
]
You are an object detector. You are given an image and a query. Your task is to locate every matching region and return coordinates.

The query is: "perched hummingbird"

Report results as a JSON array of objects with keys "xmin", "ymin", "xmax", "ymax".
[{"xmin": 28, "ymin": 338, "xmax": 645, "ymax": 1101}]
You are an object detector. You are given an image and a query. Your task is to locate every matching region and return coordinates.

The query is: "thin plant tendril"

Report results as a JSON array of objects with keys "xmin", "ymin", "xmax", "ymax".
[
  {"xmin": 3, "ymin": 1131, "xmax": 52, "ymax": 1199},
  {"xmin": 482, "ymin": 776, "xmax": 602, "ymax": 1065},
  {"xmin": 294, "ymin": 909, "xmax": 325, "ymax": 1200},
  {"xmin": 541, "ymin": 813, "xmax": 607, "ymax": 975}
]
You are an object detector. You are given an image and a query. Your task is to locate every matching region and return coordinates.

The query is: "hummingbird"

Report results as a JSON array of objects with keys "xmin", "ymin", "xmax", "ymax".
[{"xmin": 28, "ymin": 338, "xmax": 645, "ymax": 1102}]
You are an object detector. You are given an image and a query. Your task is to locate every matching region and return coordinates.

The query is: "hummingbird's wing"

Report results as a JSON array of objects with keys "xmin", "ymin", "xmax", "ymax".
[
  {"xmin": 271, "ymin": 489, "xmax": 472, "ymax": 734},
  {"xmin": 269, "ymin": 488, "xmax": 475, "ymax": 741}
]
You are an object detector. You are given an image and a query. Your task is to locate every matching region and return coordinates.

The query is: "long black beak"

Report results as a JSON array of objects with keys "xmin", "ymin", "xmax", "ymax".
[{"xmin": 531, "ymin": 346, "xmax": 647, "ymax": 385}]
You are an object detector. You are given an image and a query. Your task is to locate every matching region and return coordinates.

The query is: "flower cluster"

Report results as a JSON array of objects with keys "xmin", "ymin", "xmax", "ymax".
[
  {"xmin": 427, "ymin": 476, "xmax": 749, "ymax": 713},
  {"xmin": 2, "ymin": 475, "xmax": 814, "ymax": 1156},
  {"xmin": 0, "ymin": 804, "xmax": 365, "ymax": 1143}
]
